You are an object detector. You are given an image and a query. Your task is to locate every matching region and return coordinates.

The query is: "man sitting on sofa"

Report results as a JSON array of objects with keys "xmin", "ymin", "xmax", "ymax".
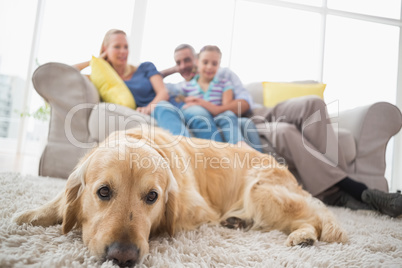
[{"xmin": 159, "ymin": 43, "xmax": 402, "ymax": 218}]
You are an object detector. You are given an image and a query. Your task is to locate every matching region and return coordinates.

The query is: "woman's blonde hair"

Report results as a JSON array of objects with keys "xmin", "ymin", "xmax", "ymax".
[{"xmin": 100, "ymin": 29, "xmax": 136, "ymax": 77}]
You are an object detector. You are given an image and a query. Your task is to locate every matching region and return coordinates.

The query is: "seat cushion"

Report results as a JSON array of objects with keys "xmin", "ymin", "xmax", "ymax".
[{"xmin": 88, "ymin": 102, "xmax": 154, "ymax": 142}]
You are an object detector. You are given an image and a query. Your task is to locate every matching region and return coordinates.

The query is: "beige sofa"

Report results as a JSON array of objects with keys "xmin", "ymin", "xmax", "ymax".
[{"xmin": 33, "ymin": 62, "xmax": 402, "ymax": 192}]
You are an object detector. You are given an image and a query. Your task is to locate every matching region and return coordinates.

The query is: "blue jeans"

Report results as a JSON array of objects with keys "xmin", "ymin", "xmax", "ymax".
[
  {"xmin": 214, "ymin": 112, "xmax": 263, "ymax": 152},
  {"xmin": 153, "ymin": 101, "xmax": 262, "ymax": 152},
  {"xmin": 152, "ymin": 101, "xmax": 190, "ymax": 137},
  {"xmin": 182, "ymin": 105, "xmax": 223, "ymax": 142},
  {"xmin": 239, "ymin": 117, "xmax": 263, "ymax": 152},
  {"xmin": 214, "ymin": 110, "xmax": 244, "ymax": 144}
]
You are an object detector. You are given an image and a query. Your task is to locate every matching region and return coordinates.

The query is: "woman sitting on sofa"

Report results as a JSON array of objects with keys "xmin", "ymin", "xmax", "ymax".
[
  {"xmin": 73, "ymin": 29, "xmax": 210, "ymax": 138},
  {"xmin": 73, "ymin": 29, "xmax": 194, "ymax": 137},
  {"xmin": 73, "ymin": 29, "xmax": 243, "ymax": 139},
  {"xmin": 73, "ymin": 29, "xmax": 169, "ymax": 116}
]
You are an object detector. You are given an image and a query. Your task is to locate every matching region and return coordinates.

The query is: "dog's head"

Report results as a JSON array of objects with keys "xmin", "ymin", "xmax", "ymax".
[{"xmin": 62, "ymin": 134, "xmax": 178, "ymax": 267}]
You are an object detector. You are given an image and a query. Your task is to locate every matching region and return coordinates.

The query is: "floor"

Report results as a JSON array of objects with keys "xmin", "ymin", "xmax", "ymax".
[{"xmin": 0, "ymin": 152, "xmax": 41, "ymax": 176}]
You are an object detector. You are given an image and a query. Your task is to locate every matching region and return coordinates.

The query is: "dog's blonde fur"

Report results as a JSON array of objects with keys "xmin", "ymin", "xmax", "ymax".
[{"xmin": 14, "ymin": 127, "xmax": 347, "ymax": 264}]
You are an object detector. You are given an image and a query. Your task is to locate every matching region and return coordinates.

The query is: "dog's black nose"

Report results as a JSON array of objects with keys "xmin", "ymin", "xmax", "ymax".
[{"xmin": 106, "ymin": 242, "xmax": 140, "ymax": 267}]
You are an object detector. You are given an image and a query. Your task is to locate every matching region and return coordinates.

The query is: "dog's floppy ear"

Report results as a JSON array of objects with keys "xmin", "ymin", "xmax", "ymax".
[
  {"xmin": 62, "ymin": 152, "xmax": 94, "ymax": 234},
  {"xmin": 164, "ymin": 167, "xmax": 179, "ymax": 236},
  {"xmin": 150, "ymin": 145, "xmax": 179, "ymax": 236},
  {"xmin": 165, "ymin": 190, "xmax": 178, "ymax": 236}
]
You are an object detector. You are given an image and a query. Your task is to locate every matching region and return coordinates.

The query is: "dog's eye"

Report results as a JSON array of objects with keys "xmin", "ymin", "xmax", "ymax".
[
  {"xmin": 97, "ymin": 186, "xmax": 111, "ymax": 200},
  {"xmin": 145, "ymin": 191, "xmax": 158, "ymax": 204}
]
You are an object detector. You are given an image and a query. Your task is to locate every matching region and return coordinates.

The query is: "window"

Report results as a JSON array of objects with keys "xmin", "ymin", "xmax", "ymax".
[
  {"xmin": 230, "ymin": 0, "xmax": 321, "ymax": 84},
  {"xmin": 328, "ymin": 0, "xmax": 401, "ymax": 19},
  {"xmin": 0, "ymin": 0, "xmax": 38, "ymax": 153},
  {"xmin": 0, "ymin": 0, "xmax": 135, "ymax": 155},
  {"xmin": 282, "ymin": 0, "xmax": 322, "ymax": 7},
  {"xmin": 323, "ymin": 16, "xmax": 399, "ymax": 113},
  {"xmin": 37, "ymin": 0, "xmax": 135, "ymax": 66},
  {"xmin": 140, "ymin": 0, "xmax": 235, "ymax": 83}
]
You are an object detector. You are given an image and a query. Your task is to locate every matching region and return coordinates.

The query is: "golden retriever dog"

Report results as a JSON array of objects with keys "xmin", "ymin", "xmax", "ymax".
[{"xmin": 14, "ymin": 127, "xmax": 347, "ymax": 267}]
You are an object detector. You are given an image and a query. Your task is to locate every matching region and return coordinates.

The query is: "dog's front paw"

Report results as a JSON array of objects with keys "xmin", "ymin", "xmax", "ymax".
[
  {"xmin": 13, "ymin": 209, "xmax": 59, "ymax": 227},
  {"xmin": 285, "ymin": 230, "xmax": 317, "ymax": 247},
  {"xmin": 13, "ymin": 210, "xmax": 39, "ymax": 225}
]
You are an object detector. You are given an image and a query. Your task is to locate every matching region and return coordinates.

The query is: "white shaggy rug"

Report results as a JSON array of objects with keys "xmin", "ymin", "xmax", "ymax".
[{"xmin": 1, "ymin": 172, "xmax": 402, "ymax": 268}]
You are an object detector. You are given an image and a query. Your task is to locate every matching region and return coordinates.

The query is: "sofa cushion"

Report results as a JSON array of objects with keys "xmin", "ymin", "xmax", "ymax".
[
  {"xmin": 90, "ymin": 56, "xmax": 136, "ymax": 109},
  {"xmin": 262, "ymin": 82, "xmax": 326, "ymax": 107},
  {"xmin": 245, "ymin": 82, "xmax": 264, "ymax": 107},
  {"xmin": 88, "ymin": 103, "xmax": 155, "ymax": 142},
  {"xmin": 245, "ymin": 81, "xmax": 320, "ymax": 107}
]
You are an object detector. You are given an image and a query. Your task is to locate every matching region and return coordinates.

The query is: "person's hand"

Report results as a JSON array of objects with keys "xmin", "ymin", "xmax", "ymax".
[
  {"xmin": 182, "ymin": 96, "xmax": 204, "ymax": 109},
  {"xmin": 184, "ymin": 96, "xmax": 201, "ymax": 104},
  {"xmin": 183, "ymin": 97, "xmax": 221, "ymax": 116},
  {"xmin": 136, "ymin": 105, "xmax": 152, "ymax": 115}
]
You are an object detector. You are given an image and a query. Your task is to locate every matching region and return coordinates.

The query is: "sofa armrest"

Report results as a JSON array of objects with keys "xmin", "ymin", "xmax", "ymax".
[
  {"xmin": 33, "ymin": 62, "xmax": 100, "ymax": 144},
  {"xmin": 334, "ymin": 102, "xmax": 402, "ymax": 148},
  {"xmin": 32, "ymin": 62, "xmax": 100, "ymax": 178},
  {"xmin": 332, "ymin": 102, "xmax": 402, "ymax": 189}
]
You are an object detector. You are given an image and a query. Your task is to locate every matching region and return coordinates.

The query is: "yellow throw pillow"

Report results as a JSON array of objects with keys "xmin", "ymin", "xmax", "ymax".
[
  {"xmin": 90, "ymin": 56, "xmax": 136, "ymax": 109},
  {"xmin": 262, "ymin": 82, "xmax": 326, "ymax": 107}
]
